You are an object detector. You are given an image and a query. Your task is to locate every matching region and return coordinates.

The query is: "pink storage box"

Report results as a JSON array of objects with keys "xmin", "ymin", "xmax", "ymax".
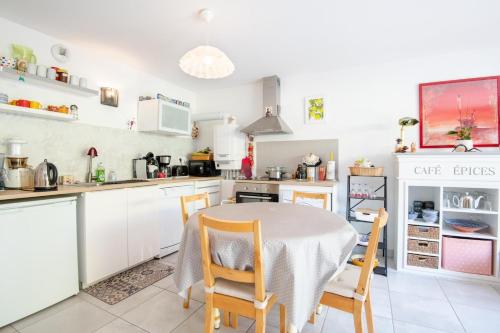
[{"xmin": 442, "ymin": 236, "xmax": 493, "ymax": 276}]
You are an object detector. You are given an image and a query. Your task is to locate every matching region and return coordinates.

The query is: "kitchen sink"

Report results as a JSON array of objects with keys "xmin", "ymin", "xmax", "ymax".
[{"xmin": 67, "ymin": 179, "xmax": 148, "ymax": 187}]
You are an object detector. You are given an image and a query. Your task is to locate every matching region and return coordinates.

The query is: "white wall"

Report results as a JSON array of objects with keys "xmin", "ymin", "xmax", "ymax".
[
  {"xmin": 0, "ymin": 18, "xmax": 196, "ymax": 180},
  {"xmin": 196, "ymin": 48, "xmax": 500, "ymax": 251}
]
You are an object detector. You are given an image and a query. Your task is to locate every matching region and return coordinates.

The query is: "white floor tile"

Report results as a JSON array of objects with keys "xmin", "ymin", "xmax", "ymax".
[
  {"xmin": 94, "ymin": 318, "xmax": 147, "ymax": 333},
  {"xmin": 372, "ymin": 273, "xmax": 389, "ymax": 290},
  {"xmin": 172, "ymin": 306, "xmax": 254, "ymax": 333},
  {"xmin": 393, "ymin": 320, "xmax": 449, "ymax": 333},
  {"xmin": 388, "ymin": 271, "xmax": 446, "ymax": 300},
  {"xmin": 18, "ymin": 301, "xmax": 115, "ymax": 333},
  {"xmin": 490, "ymin": 283, "xmax": 500, "ymax": 295},
  {"xmin": 322, "ymin": 308, "xmax": 393, "ymax": 333},
  {"xmin": 163, "ymin": 252, "xmax": 179, "ymax": 265},
  {"xmin": 371, "ymin": 287, "xmax": 392, "ymax": 319},
  {"xmin": 246, "ymin": 322, "xmax": 280, "ymax": 333},
  {"xmin": 11, "ymin": 295, "xmax": 81, "ymax": 330},
  {"xmin": 0, "ymin": 326, "xmax": 16, "ymax": 333},
  {"xmin": 154, "ymin": 274, "xmax": 175, "ymax": 290},
  {"xmin": 167, "ymin": 280, "xmax": 206, "ymax": 303},
  {"xmin": 453, "ymin": 303, "xmax": 500, "ymax": 333},
  {"xmin": 439, "ymin": 278, "xmax": 500, "ymax": 310},
  {"xmin": 78, "ymin": 285, "xmax": 163, "ymax": 316},
  {"xmin": 121, "ymin": 290, "xmax": 202, "ymax": 333},
  {"xmin": 390, "ymin": 291, "xmax": 464, "ymax": 332}
]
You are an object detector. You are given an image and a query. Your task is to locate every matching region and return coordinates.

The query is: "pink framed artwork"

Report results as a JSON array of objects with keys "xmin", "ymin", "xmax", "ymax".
[{"xmin": 419, "ymin": 76, "xmax": 500, "ymax": 148}]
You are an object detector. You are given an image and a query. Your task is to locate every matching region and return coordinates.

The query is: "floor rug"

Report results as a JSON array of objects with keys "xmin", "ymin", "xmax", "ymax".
[{"xmin": 84, "ymin": 259, "xmax": 174, "ymax": 305}]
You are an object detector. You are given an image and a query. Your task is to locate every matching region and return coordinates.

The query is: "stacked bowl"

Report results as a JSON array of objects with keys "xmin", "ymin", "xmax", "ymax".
[
  {"xmin": 422, "ymin": 209, "xmax": 439, "ymax": 223},
  {"xmin": 0, "ymin": 93, "xmax": 8, "ymax": 104}
]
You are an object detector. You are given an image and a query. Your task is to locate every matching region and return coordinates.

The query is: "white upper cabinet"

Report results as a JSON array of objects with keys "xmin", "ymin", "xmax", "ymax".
[{"xmin": 137, "ymin": 99, "xmax": 191, "ymax": 136}]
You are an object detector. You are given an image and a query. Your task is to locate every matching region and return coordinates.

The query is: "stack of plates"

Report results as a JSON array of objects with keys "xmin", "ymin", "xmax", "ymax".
[{"xmin": 0, "ymin": 93, "xmax": 8, "ymax": 104}]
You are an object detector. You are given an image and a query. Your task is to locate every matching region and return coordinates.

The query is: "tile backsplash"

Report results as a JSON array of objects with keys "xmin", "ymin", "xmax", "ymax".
[{"xmin": 0, "ymin": 114, "xmax": 195, "ymax": 181}]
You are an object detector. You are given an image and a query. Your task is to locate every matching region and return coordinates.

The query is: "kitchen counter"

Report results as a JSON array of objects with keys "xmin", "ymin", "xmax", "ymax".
[
  {"xmin": 235, "ymin": 179, "xmax": 337, "ymax": 187},
  {"xmin": 0, "ymin": 176, "xmax": 223, "ymax": 202}
]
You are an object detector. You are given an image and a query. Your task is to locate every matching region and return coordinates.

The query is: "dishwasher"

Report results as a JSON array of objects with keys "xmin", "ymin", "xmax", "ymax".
[{"xmin": 158, "ymin": 184, "xmax": 194, "ymax": 257}]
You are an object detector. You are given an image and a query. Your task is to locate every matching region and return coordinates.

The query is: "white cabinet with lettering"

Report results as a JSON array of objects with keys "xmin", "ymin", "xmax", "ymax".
[
  {"xmin": 78, "ymin": 186, "xmax": 160, "ymax": 287},
  {"xmin": 395, "ymin": 152, "xmax": 500, "ymax": 282}
]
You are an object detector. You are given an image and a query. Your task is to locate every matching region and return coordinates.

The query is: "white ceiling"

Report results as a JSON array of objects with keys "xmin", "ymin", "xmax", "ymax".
[{"xmin": 1, "ymin": 0, "xmax": 499, "ymax": 92}]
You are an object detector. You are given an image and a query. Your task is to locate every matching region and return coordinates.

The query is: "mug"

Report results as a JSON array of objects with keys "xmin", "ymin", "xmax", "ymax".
[
  {"xmin": 70, "ymin": 75, "xmax": 79, "ymax": 86},
  {"xmin": 79, "ymin": 77, "xmax": 88, "ymax": 88},
  {"xmin": 30, "ymin": 101, "xmax": 41, "ymax": 109},
  {"xmin": 47, "ymin": 68, "xmax": 57, "ymax": 80},
  {"xmin": 36, "ymin": 65, "xmax": 47, "ymax": 77},
  {"xmin": 27, "ymin": 63, "xmax": 37, "ymax": 75}
]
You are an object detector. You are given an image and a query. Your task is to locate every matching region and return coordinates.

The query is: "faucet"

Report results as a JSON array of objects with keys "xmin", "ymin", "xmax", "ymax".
[{"xmin": 86, "ymin": 147, "xmax": 98, "ymax": 183}]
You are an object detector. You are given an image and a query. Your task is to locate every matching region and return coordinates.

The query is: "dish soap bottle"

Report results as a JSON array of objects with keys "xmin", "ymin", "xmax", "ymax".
[
  {"xmin": 96, "ymin": 162, "xmax": 105, "ymax": 183},
  {"xmin": 326, "ymin": 152, "xmax": 336, "ymax": 180}
]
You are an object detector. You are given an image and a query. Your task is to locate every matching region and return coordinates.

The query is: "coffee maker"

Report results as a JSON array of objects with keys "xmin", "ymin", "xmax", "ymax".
[
  {"xmin": 3, "ymin": 139, "xmax": 33, "ymax": 189},
  {"xmin": 156, "ymin": 155, "xmax": 172, "ymax": 178}
]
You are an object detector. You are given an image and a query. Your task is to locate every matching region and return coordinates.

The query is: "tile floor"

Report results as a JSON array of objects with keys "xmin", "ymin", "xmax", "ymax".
[{"xmin": 2, "ymin": 253, "xmax": 500, "ymax": 333}]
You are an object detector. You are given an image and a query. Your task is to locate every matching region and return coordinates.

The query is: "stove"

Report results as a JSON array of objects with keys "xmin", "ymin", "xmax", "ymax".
[{"xmin": 234, "ymin": 182, "xmax": 279, "ymax": 203}]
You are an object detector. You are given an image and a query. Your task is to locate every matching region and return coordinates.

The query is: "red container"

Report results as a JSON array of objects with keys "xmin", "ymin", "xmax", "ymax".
[{"xmin": 442, "ymin": 236, "xmax": 493, "ymax": 276}]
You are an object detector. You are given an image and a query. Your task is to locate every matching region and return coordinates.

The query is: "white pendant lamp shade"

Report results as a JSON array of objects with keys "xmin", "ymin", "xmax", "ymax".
[{"xmin": 179, "ymin": 45, "xmax": 235, "ymax": 79}]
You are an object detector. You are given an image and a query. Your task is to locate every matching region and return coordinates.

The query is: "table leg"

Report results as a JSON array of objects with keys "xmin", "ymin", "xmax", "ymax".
[
  {"xmin": 316, "ymin": 304, "xmax": 323, "ymax": 315},
  {"xmin": 288, "ymin": 323, "xmax": 298, "ymax": 333}
]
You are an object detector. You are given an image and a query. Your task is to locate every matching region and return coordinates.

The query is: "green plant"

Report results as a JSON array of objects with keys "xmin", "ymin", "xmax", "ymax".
[{"xmin": 447, "ymin": 108, "xmax": 476, "ymax": 140}]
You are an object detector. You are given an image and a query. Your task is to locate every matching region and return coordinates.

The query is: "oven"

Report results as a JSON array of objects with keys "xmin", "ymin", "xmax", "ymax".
[{"xmin": 235, "ymin": 182, "xmax": 279, "ymax": 203}]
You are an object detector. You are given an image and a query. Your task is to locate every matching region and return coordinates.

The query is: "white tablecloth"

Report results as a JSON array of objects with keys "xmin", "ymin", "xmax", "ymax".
[{"xmin": 173, "ymin": 202, "xmax": 357, "ymax": 331}]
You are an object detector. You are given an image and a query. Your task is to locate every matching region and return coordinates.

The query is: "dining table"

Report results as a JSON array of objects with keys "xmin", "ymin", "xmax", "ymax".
[{"xmin": 173, "ymin": 202, "xmax": 358, "ymax": 332}]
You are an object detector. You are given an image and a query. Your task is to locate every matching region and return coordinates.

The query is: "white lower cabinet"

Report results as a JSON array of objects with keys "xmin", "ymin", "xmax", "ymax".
[
  {"xmin": 127, "ymin": 186, "xmax": 160, "ymax": 266},
  {"xmin": 0, "ymin": 197, "xmax": 79, "ymax": 326},
  {"xmin": 279, "ymin": 185, "xmax": 337, "ymax": 212},
  {"xmin": 195, "ymin": 179, "xmax": 221, "ymax": 207},
  {"xmin": 78, "ymin": 186, "xmax": 160, "ymax": 287}
]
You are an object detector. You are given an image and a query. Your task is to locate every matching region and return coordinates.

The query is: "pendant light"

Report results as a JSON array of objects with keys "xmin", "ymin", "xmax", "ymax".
[{"xmin": 179, "ymin": 9, "xmax": 235, "ymax": 79}]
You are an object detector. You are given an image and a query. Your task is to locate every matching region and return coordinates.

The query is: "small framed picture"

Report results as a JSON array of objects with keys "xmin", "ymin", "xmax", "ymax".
[
  {"xmin": 100, "ymin": 87, "xmax": 119, "ymax": 107},
  {"xmin": 304, "ymin": 95, "xmax": 326, "ymax": 124}
]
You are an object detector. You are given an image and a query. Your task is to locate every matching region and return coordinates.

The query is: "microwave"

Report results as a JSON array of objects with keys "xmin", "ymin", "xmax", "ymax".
[{"xmin": 188, "ymin": 160, "xmax": 221, "ymax": 177}]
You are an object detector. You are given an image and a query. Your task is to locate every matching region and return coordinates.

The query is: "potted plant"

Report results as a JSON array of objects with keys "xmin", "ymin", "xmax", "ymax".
[
  {"xmin": 398, "ymin": 117, "xmax": 419, "ymax": 149},
  {"xmin": 447, "ymin": 107, "xmax": 475, "ymax": 150}
]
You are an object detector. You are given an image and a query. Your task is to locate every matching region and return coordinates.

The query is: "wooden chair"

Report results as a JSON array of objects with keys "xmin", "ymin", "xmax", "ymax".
[
  {"xmin": 198, "ymin": 214, "xmax": 286, "ymax": 333},
  {"xmin": 319, "ymin": 208, "xmax": 389, "ymax": 333},
  {"xmin": 292, "ymin": 191, "xmax": 328, "ymax": 210},
  {"xmin": 179, "ymin": 192, "xmax": 211, "ymax": 309}
]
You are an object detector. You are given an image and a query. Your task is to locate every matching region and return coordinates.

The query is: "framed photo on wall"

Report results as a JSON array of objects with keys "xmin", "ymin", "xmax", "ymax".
[
  {"xmin": 304, "ymin": 95, "xmax": 326, "ymax": 124},
  {"xmin": 419, "ymin": 76, "xmax": 500, "ymax": 148}
]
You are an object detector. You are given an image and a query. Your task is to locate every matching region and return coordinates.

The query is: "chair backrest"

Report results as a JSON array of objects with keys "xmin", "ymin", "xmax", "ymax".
[
  {"xmin": 292, "ymin": 191, "xmax": 328, "ymax": 209},
  {"xmin": 355, "ymin": 208, "xmax": 388, "ymax": 298},
  {"xmin": 198, "ymin": 214, "xmax": 266, "ymax": 302},
  {"xmin": 180, "ymin": 193, "xmax": 211, "ymax": 225}
]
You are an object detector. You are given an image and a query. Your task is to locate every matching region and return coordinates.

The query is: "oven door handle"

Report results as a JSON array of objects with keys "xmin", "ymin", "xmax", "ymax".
[{"xmin": 238, "ymin": 194, "xmax": 274, "ymax": 200}]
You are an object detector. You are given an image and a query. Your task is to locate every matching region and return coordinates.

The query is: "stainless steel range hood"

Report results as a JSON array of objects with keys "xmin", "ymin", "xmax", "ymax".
[{"xmin": 241, "ymin": 76, "xmax": 293, "ymax": 135}]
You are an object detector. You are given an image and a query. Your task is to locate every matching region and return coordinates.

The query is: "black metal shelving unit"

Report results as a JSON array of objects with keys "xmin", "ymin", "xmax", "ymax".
[{"xmin": 346, "ymin": 175, "xmax": 388, "ymax": 276}]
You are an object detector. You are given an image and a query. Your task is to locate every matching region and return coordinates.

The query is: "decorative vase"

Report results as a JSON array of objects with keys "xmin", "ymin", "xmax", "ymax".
[{"xmin": 456, "ymin": 139, "xmax": 473, "ymax": 150}]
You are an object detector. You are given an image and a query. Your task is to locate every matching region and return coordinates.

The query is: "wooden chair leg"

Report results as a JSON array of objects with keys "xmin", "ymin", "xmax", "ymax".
[
  {"xmin": 223, "ymin": 311, "xmax": 230, "ymax": 327},
  {"xmin": 365, "ymin": 291, "xmax": 374, "ymax": 333},
  {"xmin": 205, "ymin": 294, "xmax": 215, "ymax": 333},
  {"xmin": 214, "ymin": 308, "xmax": 221, "ymax": 329},
  {"xmin": 353, "ymin": 300, "xmax": 364, "ymax": 333},
  {"xmin": 230, "ymin": 312, "xmax": 238, "ymax": 329},
  {"xmin": 183, "ymin": 286, "xmax": 192, "ymax": 309},
  {"xmin": 255, "ymin": 309, "xmax": 266, "ymax": 333},
  {"xmin": 280, "ymin": 304, "xmax": 287, "ymax": 333}
]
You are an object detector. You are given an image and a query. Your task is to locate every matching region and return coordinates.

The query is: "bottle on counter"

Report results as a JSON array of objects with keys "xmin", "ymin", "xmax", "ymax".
[
  {"xmin": 326, "ymin": 151, "xmax": 336, "ymax": 180},
  {"xmin": 96, "ymin": 162, "xmax": 105, "ymax": 183}
]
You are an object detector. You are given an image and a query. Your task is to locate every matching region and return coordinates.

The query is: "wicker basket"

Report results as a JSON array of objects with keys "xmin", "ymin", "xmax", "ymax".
[
  {"xmin": 408, "ymin": 239, "xmax": 439, "ymax": 254},
  {"xmin": 191, "ymin": 153, "xmax": 213, "ymax": 161},
  {"xmin": 408, "ymin": 225, "xmax": 439, "ymax": 240},
  {"xmin": 349, "ymin": 166, "xmax": 384, "ymax": 176},
  {"xmin": 407, "ymin": 254, "xmax": 438, "ymax": 269}
]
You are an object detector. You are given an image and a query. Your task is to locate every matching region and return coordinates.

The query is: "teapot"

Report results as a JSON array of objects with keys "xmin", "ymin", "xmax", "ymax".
[{"xmin": 452, "ymin": 192, "xmax": 484, "ymax": 209}]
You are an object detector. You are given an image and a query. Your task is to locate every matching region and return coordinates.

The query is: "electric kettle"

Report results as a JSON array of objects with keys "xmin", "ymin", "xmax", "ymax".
[{"xmin": 34, "ymin": 159, "xmax": 58, "ymax": 191}]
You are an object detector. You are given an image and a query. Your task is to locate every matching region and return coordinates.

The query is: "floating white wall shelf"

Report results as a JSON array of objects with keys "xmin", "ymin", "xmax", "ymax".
[
  {"xmin": 0, "ymin": 103, "xmax": 77, "ymax": 122},
  {"xmin": 0, "ymin": 67, "xmax": 98, "ymax": 97}
]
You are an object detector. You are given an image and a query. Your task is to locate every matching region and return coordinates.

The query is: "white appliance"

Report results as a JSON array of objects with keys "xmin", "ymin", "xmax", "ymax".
[
  {"xmin": 214, "ymin": 123, "xmax": 246, "ymax": 170},
  {"xmin": 195, "ymin": 179, "xmax": 221, "ymax": 208},
  {"xmin": 158, "ymin": 183, "xmax": 194, "ymax": 257},
  {"xmin": 137, "ymin": 99, "xmax": 191, "ymax": 136},
  {"xmin": 0, "ymin": 197, "xmax": 79, "ymax": 326}
]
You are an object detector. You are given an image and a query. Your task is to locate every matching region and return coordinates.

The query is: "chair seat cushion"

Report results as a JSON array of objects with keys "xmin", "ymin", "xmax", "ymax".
[
  {"xmin": 214, "ymin": 278, "xmax": 273, "ymax": 303},
  {"xmin": 324, "ymin": 264, "xmax": 362, "ymax": 298}
]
